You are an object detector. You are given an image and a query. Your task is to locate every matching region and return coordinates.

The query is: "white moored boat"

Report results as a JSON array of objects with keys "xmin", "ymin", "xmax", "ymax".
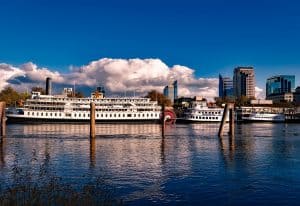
[
  {"xmin": 181, "ymin": 99, "xmax": 228, "ymax": 123},
  {"xmin": 242, "ymin": 112, "xmax": 285, "ymax": 122},
  {"xmin": 6, "ymin": 90, "xmax": 161, "ymax": 123}
]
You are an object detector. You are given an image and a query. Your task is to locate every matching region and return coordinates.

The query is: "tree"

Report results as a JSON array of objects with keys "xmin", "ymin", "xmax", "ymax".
[
  {"xmin": 74, "ymin": 91, "xmax": 85, "ymax": 98},
  {"xmin": 31, "ymin": 87, "xmax": 46, "ymax": 95},
  {"xmin": 145, "ymin": 90, "xmax": 172, "ymax": 106},
  {"xmin": 235, "ymin": 95, "xmax": 252, "ymax": 107},
  {"xmin": 0, "ymin": 86, "xmax": 30, "ymax": 107}
]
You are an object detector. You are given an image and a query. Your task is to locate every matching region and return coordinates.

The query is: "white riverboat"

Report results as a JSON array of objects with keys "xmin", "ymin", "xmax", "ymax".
[
  {"xmin": 6, "ymin": 91, "xmax": 161, "ymax": 123},
  {"xmin": 242, "ymin": 112, "xmax": 285, "ymax": 122},
  {"xmin": 181, "ymin": 99, "xmax": 228, "ymax": 123}
]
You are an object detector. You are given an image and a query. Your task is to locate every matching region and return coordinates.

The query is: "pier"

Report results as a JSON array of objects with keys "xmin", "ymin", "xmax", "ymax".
[
  {"xmin": 90, "ymin": 102, "xmax": 96, "ymax": 138},
  {"xmin": 0, "ymin": 102, "xmax": 5, "ymax": 138},
  {"xmin": 218, "ymin": 103, "xmax": 235, "ymax": 137}
]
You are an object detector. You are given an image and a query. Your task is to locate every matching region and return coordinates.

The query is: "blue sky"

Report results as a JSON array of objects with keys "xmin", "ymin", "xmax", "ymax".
[{"xmin": 1, "ymin": 0, "xmax": 300, "ymax": 95}]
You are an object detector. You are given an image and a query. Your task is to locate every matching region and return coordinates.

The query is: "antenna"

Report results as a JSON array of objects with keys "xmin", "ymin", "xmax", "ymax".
[{"xmin": 73, "ymin": 81, "xmax": 76, "ymax": 97}]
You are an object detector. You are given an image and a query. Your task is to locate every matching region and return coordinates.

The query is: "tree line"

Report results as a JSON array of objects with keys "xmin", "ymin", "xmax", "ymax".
[{"xmin": 0, "ymin": 86, "xmax": 171, "ymax": 107}]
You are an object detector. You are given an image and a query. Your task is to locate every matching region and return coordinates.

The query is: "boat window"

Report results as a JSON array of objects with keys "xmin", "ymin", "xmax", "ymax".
[
  {"xmin": 41, "ymin": 113, "xmax": 43, "ymax": 116},
  {"xmin": 50, "ymin": 113, "xmax": 52, "ymax": 116},
  {"xmin": 128, "ymin": 114, "xmax": 132, "ymax": 117},
  {"xmin": 32, "ymin": 112, "xmax": 34, "ymax": 115},
  {"xmin": 79, "ymin": 114, "xmax": 81, "ymax": 117}
]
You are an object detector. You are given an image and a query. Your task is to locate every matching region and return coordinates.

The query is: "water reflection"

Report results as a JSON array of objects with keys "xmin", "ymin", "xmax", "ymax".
[
  {"xmin": 2, "ymin": 123, "xmax": 300, "ymax": 205},
  {"xmin": 90, "ymin": 138, "xmax": 96, "ymax": 168},
  {"xmin": 21, "ymin": 123, "xmax": 161, "ymax": 137},
  {"xmin": 0, "ymin": 138, "xmax": 5, "ymax": 167}
]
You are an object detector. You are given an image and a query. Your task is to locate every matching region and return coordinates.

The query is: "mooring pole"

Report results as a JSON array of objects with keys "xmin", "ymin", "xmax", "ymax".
[
  {"xmin": 0, "ymin": 102, "xmax": 6, "ymax": 138},
  {"xmin": 90, "ymin": 138, "xmax": 96, "ymax": 168},
  {"xmin": 90, "ymin": 102, "xmax": 96, "ymax": 138},
  {"xmin": 218, "ymin": 103, "xmax": 229, "ymax": 137},
  {"xmin": 162, "ymin": 104, "xmax": 165, "ymax": 137},
  {"xmin": 229, "ymin": 104, "xmax": 235, "ymax": 137}
]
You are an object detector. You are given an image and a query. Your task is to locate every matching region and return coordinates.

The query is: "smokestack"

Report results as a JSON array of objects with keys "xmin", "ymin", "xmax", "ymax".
[{"xmin": 46, "ymin": 77, "xmax": 52, "ymax": 95}]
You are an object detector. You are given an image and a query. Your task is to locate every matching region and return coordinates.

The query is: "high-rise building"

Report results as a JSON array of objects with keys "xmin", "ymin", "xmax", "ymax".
[
  {"xmin": 266, "ymin": 75, "xmax": 296, "ymax": 103},
  {"xmin": 266, "ymin": 75, "xmax": 295, "ymax": 97},
  {"xmin": 233, "ymin": 67, "xmax": 255, "ymax": 98},
  {"xmin": 219, "ymin": 74, "xmax": 233, "ymax": 98},
  {"xmin": 163, "ymin": 80, "xmax": 178, "ymax": 104}
]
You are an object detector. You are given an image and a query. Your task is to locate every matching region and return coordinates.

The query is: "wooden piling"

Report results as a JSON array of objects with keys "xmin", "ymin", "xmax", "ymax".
[
  {"xmin": 162, "ymin": 104, "xmax": 165, "ymax": 137},
  {"xmin": 229, "ymin": 107, "xmax": 235, "ymax": 137},
  {"xmin": 90, "ymin": 138, "xmax": 96, "ymax": 167},
  {"xmin": 0, "ymin": 102, "xmax": 6, "ymax": 137},
  {"xmin": 218, "ymin": 103, "xmax": 229, "ymax": 137},
  {"xmin": 90, "ymin": 102, "xmax": 96, "ymax": 138}
]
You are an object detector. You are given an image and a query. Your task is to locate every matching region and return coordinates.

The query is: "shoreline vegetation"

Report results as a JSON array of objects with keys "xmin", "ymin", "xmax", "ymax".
[
  {"xmin": 0, "ymin": 153, "xmax": 123, "ymax": 206},
  {"xmin": 0, "ymin": 86, "xmax": 297, "ymax": 109}
]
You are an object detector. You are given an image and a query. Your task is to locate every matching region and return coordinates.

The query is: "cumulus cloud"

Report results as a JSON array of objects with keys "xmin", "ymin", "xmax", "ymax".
[
  {"xmin": 0, "ymin": 58, "xmax": 219, "ymax": 98},
  {"xmin": 0, "ymin": 63, "xmax": 25, "ymax": 90},
  {"xmin": 255, "ymin": 86, "xmax": 265, "ymax": 99}
]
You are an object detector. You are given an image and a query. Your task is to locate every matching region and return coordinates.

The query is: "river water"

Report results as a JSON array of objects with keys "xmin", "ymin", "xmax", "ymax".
[{"xmin": 1, "ymin": 123, "xmax": 300, "ymax": 205}]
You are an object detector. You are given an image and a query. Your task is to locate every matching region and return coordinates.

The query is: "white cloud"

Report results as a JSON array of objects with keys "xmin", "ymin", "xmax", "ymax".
[
  {"xmin": 0, "ymin": 63, "xmax": 25, "ymax": 89},
  {"xmin": 255, "ymin": 86, "xmax": 265, "ymax": 99},
  {"xmin": 0, "ymin": 58, "xmax": 218, "ymax": 98}
]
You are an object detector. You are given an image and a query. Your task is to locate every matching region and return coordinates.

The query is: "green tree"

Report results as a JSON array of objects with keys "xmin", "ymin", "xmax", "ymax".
[
  {"xmin": 31, "ymin": 87, "xmax": 46, "ymax": 95},
  {"xmin": 0, "ymin": 87, "xmax": 30, "ymax": 107},
  {"xmin": 145, "ymin": 90, "xmax": 172, "ymax": 106},
  {"xmin": 235, "ymin": 95, "xmax": 253, "ymax": 107},
  {"xmin": 68, "ymin": 91, "xmax": 84, "ymax": 98}
]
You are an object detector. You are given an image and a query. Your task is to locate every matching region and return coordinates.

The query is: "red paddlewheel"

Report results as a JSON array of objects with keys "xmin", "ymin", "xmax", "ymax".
[{"xmin": 160, "ymin": 109, "xmax": 176, "ymax": 124}]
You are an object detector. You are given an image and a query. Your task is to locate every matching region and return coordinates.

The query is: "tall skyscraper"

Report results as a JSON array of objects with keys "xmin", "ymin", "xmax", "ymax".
[
  {"xmin": 266, "ymin": 75, "xmax": 295, "ymax": 97},
  {"xmin": 219, "ymin": 74, "xmax": 233, "ymax": 98},
  {"xmin": 233, "ymin": 67, "xmax": 255, "ymax": 99},
  {"xmin": 163, "ymin": 80, "xmax": 178, "ymax": 104}
]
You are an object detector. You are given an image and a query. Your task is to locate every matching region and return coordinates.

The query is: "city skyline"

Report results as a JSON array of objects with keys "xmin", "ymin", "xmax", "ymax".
[{"xmin": 1, "ymin": 0, "xmax": 300, "ymax": 98}]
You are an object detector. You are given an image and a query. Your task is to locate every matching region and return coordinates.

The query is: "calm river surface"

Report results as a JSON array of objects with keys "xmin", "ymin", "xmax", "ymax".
[{"xmin": 1, "ymin": 123, "xmax": 300, "ymax": 205}]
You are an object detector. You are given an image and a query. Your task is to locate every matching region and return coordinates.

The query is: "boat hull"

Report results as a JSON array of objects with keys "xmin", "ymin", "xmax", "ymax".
[
  {"xmin": 242, "ymin": 119, "xmax": 285, "ymax": 123},
  {"xmin": 6, "ymin": 115, "xmax": 160, "ymax": 124}
]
